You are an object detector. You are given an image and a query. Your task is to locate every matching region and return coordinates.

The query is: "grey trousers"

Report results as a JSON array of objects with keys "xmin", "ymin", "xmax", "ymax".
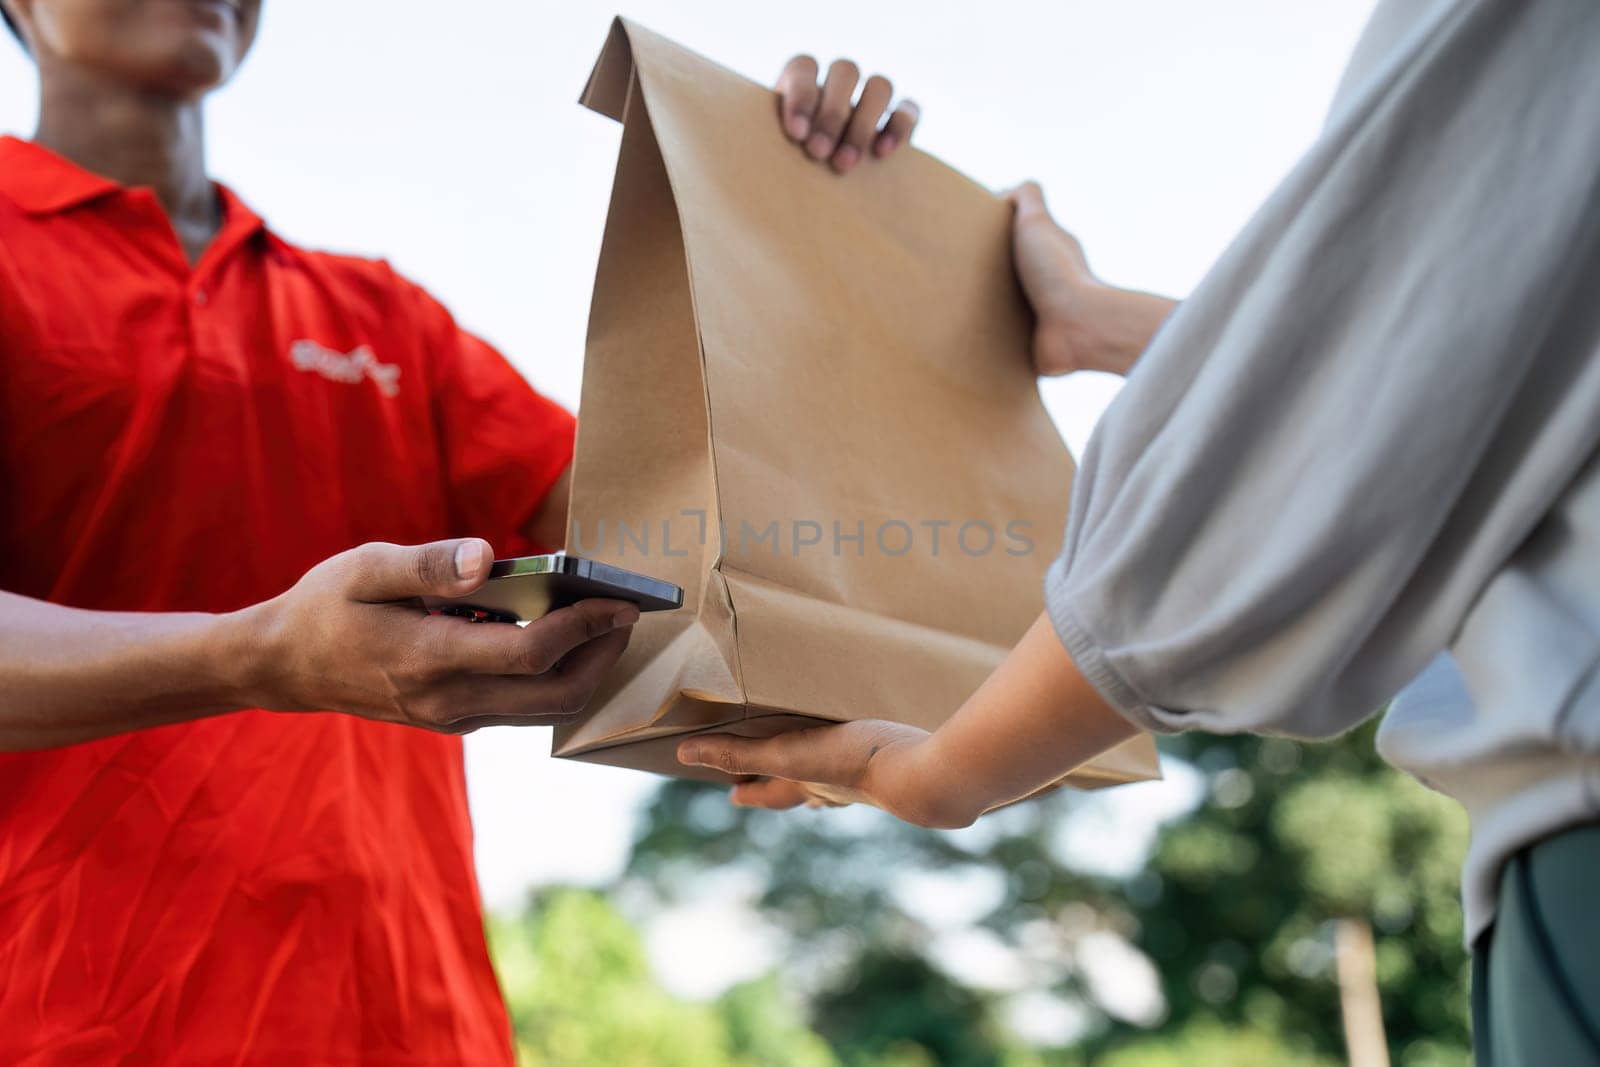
[{"xmin": 1472, "ymin": 823, "xmax": 1600, "ymax": 1066}]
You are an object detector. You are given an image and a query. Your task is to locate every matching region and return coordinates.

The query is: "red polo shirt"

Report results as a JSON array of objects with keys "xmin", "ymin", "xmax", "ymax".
[{"xmin": 0, "ymin": 136, "xmax": 574, "ymax": 1064}]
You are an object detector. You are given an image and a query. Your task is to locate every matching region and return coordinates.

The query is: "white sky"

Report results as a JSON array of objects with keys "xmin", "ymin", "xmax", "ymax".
[{"xmin": 1, "ymin": 0, "xmax": 1377, "ymax": 1006}]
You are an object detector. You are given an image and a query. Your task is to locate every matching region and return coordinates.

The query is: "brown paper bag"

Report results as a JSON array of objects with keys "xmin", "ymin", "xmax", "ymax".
[{"xmin": 552, "ymin": 18, "xmax": 1159, "ymax": 791}]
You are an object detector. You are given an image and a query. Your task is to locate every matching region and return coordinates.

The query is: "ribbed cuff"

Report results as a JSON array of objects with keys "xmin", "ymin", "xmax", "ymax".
[{"xmin": 1043, "ymin": 557, "xmax": 1186, "ymax": 735}]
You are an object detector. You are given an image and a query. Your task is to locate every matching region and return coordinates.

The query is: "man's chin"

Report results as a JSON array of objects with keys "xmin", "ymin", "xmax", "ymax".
[{"xmin": 127, "ymin": 42, "xmax": 240, "ymax": 100}]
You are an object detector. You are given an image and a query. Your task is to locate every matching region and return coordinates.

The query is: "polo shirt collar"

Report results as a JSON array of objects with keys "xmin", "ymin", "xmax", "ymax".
[
  {"xmin": 0, "ymin": 135, "xmax": 122, "ymax": 214},
  {"xmin": 209, "ymin": 184, "xmax": 267, "ymax": 263},
  {"xmin": 0, "ymin": 135, "xmax": 265, "ymax": 245}
]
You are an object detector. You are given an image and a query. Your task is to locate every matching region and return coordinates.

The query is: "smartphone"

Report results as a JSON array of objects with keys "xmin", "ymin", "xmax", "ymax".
[{"xmin": 420, "ymin": 553, "xmax": 683, "ymax": 623}]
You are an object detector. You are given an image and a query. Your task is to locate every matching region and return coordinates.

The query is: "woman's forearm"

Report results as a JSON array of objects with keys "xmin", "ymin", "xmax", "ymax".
[
  {"xmin": 1007, "ymin": 182, "xmax": 1177, "ymax": 378},
  {"xmin": 0, "ymin": 591, "xmax": 255, "ymax": 750},
  {"xmin": 1078, "ymin": 284, "xmax": 1179, "ymax": 377},
  {"xmin": 910, "ymin": 612, "xmax": 1141, "ymax": 825}
]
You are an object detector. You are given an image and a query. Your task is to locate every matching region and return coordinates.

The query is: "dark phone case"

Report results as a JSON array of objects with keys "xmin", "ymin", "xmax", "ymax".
[{"xmin": 419, "ymin": 553, "xmax": 683, "ymax": 622}]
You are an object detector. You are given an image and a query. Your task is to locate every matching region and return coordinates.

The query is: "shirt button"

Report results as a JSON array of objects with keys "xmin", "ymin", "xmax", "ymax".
[{"xmin": 193, "ymin": 289, "xmax": 208, "ymax": 307}]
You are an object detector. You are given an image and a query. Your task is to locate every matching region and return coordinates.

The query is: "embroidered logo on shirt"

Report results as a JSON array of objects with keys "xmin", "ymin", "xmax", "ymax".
[{"xmin": 289, "ymin": 340, "xmax": 401, "ymax": 398}]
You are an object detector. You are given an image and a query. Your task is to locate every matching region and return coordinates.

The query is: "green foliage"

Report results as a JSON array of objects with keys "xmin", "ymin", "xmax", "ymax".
[
  {"xmin": 1127, "ymin": 724, "xmax": 1471, "ymax": 1064},
  {"xmin": 1094, "ymin": 1020, "xmax": 1339, "ymax": 1067},
  {"xmin": 717, "ymin": 976, "xmax": 840, "ymax": 1067},
  {"xmin": 812, "ymin": 949, "xmax": 1013, "ymax": 1067},
  {"xmin": 489, "ymin": 888, "xmax": 963, "ymax": 1067},
  {"xmin": 489, "ymin": 888, "xmax": 734, "ymax": 1066}
]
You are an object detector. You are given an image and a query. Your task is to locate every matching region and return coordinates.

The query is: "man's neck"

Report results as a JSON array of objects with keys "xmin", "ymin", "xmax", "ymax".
[{"xmin": 33, "ymin": 66, "xmax": 219, "ymax": 264}]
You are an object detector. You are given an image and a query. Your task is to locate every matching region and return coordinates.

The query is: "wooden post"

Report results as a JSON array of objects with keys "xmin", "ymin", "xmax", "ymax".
[{"xmin": 1335, "ymin": 917, "xmax": 1390, "ymax": 1067}]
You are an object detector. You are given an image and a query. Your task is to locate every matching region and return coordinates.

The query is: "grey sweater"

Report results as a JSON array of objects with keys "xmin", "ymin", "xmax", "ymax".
[{"xmin": 1045, "ymin": 0, "xmax": 1600, "ymax": 944}]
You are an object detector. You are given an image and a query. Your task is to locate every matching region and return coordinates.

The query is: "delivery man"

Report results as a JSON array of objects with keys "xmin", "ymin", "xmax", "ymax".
[{"xmin": 0, "ymin": 0, "xmax": 917, "ymax": 1060}]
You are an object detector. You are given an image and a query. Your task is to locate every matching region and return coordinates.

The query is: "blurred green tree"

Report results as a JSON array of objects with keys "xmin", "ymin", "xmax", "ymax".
[
  {"xmin": 810, "ymin": 949, "xmax": 1012, "ymax": 1066},
  {"xmin": 489, "ymin": 886, "xmax": 984, "ymax": 1066},
  {"xmin": 1093, "ymin": 1020, "xmax": 1339, "ymax": 1067},
  {"xmin": 717, "ymin": 975, "xmax": 841, "ymax": 1067},
  {"xmin": 1125, "ymin": 725, "xmax": 1471, "ymax": 1067},
  {"xmin": 488, "ymin": 888, "xmax": 735, "ymax": 1066}
]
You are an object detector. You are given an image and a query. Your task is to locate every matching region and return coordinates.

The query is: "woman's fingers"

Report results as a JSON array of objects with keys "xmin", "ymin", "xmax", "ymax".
[
  {"xmin": 807, "ymin": 59, "xmax": 861, "ymax": 161},
  {"xmin": 775, "ymin": 57, "xmax": 917, "ymax": 170},
  {"xmin": 728, "ymin": 778, "xmax": 812, "ymax": 809},
  {"xmin": 775, "ymin": 54, "xmax": 821, "ymax": 142},
  {"xmin": 873, "ymin": 99, "xmax": 919, "ymax": 158},
  {"xmin": 678, "ymin": 724, "xmax": 866, "ymax": 785},
  {"xmin": 1006, "ymin": 179, "xmax": 1048, "ymax": 220},
  {"xmin": 834, "ymin": 74, "xmax": 893, "ymax": 173},
  {"xmin": 685, "ymin": 722, "xmax": 945, "ymax": 824}
]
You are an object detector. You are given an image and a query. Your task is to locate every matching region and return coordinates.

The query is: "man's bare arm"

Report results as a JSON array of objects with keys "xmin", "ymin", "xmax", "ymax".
[
  {"xmin": 0, "ymin": 537, "xmax": 636, "ymax": 752},
  {"xmin": 0, "ymin": 592, "xmax": 259, "ymax": 750}
]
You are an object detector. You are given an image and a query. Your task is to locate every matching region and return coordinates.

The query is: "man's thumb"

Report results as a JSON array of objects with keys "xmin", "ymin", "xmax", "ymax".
[{"xmin": 344, "ymin": 538, "xmax": 493, "ymax": 602}]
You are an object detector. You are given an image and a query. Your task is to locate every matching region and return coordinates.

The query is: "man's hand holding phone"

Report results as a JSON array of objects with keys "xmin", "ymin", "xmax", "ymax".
[{"xmin": 243, "ymin": 538, "xmax": 638, "ymax": 735}]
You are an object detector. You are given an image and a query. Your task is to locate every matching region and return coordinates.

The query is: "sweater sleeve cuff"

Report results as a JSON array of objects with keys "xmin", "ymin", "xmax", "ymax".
[{"xmin": 1044, "ymin": 557, "xmax": 1189, "ymax": 735}]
